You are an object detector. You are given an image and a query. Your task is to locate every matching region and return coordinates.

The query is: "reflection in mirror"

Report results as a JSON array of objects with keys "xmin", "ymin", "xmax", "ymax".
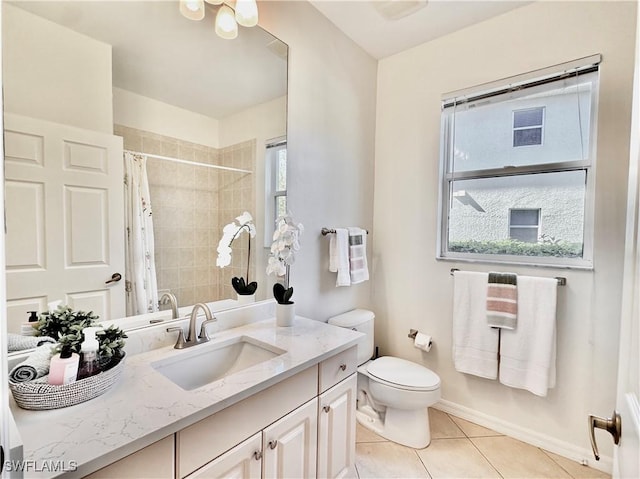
[{"xmin": 2, "ymin": 1, "xmax": 288, "ymax": 344}]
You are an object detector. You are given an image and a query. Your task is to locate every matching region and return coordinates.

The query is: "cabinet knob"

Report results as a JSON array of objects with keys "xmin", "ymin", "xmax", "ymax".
[
  {"xmin": 268, "ymin": 440, "xmax": 278, "ymax": 450},
  {"xmin": 339, "ymin": 364, "xmax": 347, "ymax": 371},
  {"xmin": 323, "ymin": 405, "xmax": 331, "ymax": 413},
  {"xmin": 253, "ymin": 450, "xmax": 262, "ymax": 461}
]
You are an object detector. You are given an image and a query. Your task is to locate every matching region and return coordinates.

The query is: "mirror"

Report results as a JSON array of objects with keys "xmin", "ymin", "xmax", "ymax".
[{"xmin": 3, "ymin": 0, "xmax": 288, "ymax": 344}]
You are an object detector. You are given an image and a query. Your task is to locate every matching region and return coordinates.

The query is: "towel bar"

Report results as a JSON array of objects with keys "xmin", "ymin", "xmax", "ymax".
[
  {"xmin": 321, "ymin": 227, "xmax": 369, "ymax": 236},
  {"xmin": 449, "ymin": 268, "xmax": 566, "ymax": 286}
]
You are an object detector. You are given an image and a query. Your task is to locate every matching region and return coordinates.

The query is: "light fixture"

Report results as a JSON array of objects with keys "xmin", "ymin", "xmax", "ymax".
[
  {"xmin": 179, "ymin": 0, "xmax": 205, "ymax": 21},
  {"xmin": 235, "ymin": 0, "xmax": 259, "ymax": 28},
  {"xmin": 179, "ymin": 0, "xmax": 259, "ymax": 39},
  {"xmin": 215, "ymin": 4, "xmax": 238, "ymax": 40}
]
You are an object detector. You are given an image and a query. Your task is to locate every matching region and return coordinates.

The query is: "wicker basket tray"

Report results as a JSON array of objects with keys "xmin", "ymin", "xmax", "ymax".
[{"xmin": 9, "ymin": 356, "xmax": 125, "ymax": 410}]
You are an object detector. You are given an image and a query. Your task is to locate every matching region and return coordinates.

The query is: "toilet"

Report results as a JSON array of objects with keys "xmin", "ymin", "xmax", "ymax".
[{"xmin": 328, "ymin": 309, "xmax": 441, "ymax": 449}]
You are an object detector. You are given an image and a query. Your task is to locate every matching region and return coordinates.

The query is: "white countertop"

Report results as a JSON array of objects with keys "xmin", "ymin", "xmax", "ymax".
[{"xmin": 9, "ymin": 316, "xmax": 362, "ymax": 478}]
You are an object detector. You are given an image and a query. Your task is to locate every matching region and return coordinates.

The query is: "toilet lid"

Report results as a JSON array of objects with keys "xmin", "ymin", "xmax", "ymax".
[{"xmin": 367, "ymin": 357, "xmax": 440, "ymax": 391}]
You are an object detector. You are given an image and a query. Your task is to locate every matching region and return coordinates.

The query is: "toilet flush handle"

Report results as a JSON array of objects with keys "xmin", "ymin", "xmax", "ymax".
[{"xmin": 588, "ymin": 410, "xmax": 621, "ymax": 460}]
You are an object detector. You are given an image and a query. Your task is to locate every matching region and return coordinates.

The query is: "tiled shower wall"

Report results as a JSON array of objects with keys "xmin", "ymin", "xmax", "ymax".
[{"xmin": 114, "ymin": 125, "xmax": 256, "ymax": 309}]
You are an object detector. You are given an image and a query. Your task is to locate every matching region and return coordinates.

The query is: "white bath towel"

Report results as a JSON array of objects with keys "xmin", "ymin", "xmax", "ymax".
[
  {"xmin": 499, "ymin": 275, "xmax": 557, "ymax": 397},
  {"xmin": 329, "ymin": 228, "xmax": 351, "ymax": 287},
  {"xmin": 348, "ymin": 227, "xmax": 369, "ymax": 284},
  {"xmin": 453, "ymin": 271, "xmax": 500, "ymax": 379},
  {"xmin": 9, "ymin": 343, "xmax": 56, "ymax": 383}
]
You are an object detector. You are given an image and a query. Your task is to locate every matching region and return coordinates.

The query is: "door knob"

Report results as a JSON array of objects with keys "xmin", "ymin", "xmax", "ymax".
[
  {"xmin": 588, "ymin": 410, "xmax": 621, "ymax": 460},
  {"xmin": 105, "ymin": 273, "xmax": 122, "ymax": 284}
]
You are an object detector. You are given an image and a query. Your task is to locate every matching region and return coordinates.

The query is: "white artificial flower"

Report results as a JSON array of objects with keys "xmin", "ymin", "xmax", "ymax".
[
  {"xmin": 216, "ymin": 211, "xmax": 256, "ymax": 269},
  {"xmin": 266, "ymin": 214, "xmax": 303, "ymax": 281}
]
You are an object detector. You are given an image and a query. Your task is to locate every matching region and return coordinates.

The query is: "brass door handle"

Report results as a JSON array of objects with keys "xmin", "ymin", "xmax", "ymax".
[
  {"xmin": 105, "ymin": 273, "xmax": 122, "ymax": 284},
  {"xmin": 588, "ymin": 410, "xmax": 621, "ymax": 460}
]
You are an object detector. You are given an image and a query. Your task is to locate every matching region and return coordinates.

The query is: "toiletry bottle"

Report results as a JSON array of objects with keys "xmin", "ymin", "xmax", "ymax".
[
  {"xmin": 77, "ymin": 327, "xmax": 101, "ymax": 380},
  {"xmin": 48, "ymin": 347, "xmax": 79, "ymax": 385},
  {"xmin": 20, "ymin": 311, "xmax": 39, "ymax": 336}
]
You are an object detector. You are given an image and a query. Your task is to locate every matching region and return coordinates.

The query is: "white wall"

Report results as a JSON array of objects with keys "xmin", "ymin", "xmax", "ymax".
[
  {"xmin": 2, "ymin": 4, "xmax": 112, "ymax": 133},
  {"xmin": 113, "ymin": 88, "xmax": 220, "ymax": 148},
  {"xmin": 259, "ymin": 2, "xmax": 378, "ymax": 320},
  {"xmin": 374, "ymin": 0, "xmax": 636, "ymax": 468}
]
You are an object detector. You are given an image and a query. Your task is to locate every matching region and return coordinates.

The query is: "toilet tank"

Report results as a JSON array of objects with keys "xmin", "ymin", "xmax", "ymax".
[{"xmin": 328, "ymin": 309, "xmax": 375, "ymax": 365}]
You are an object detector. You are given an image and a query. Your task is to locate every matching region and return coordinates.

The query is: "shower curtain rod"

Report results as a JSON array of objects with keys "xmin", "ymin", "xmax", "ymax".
[{"xmin": 125, "ymin": 149, "xmax": 252, "ymax": 174}]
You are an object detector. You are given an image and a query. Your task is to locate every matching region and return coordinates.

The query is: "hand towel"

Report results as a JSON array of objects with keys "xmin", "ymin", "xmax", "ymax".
[
  {"xmin": 452, "ymin": 271, "xmax": 500, "ymax": 379},
  {"xmin": 486, "ymin": 272, "xmax": 518, "ymax": 329},
  {"xmin": 330, "ymin": 228, "xmax": 351, "ymax": 287},
  {"xmin": 7, "ymin": 333, "xmax": 55, "ymax": 352},
  {"xmin": 9, "ymin": 343, "xmax": 56, "ymax": 383},
  {"xmin": 499, "ymin": 275, "xmax": 557, "ymax": 397},
  {"xmin": 347, "ymin": 227, "xmax": 369, "ymax": 284}
]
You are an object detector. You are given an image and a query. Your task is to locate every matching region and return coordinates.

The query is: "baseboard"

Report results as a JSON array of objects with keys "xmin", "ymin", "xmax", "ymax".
[{"xmin": 433, "ymin": 400, "xmax": 612, "ymax": 475}]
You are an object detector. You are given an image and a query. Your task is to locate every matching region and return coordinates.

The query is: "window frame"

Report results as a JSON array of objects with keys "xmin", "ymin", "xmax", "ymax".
[
  {"xmin": 264, "ymin": 137, "xmax": 287, "ymax": 248},
  {"xmin": 436, "ymin": 57, "xmax": 600, "ymax": 269},
  {"xmin": 508, "ymin": 208, "xmax": 541, "ymax": 243}
]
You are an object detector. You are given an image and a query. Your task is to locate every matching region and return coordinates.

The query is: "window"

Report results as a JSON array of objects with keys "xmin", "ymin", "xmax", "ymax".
[
  {"xmin": 264, "ymin": 138, "xmax": 287, "ymax": 246},
  {"xmin": 513, "ymin": 107, "xmax": 544, "ymax": 147},
  {"xmin": 509, "ymin": 209, "xmax": 540, "ymax": 243},
  {"xmin": 438, "ymin": 56, "xmax": 600, "ymax": 267}
]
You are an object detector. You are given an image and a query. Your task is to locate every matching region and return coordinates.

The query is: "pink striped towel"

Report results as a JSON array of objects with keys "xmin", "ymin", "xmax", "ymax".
[{"xmin": 487, "ymin": 272, "xmax": 517, "ymax": 329}]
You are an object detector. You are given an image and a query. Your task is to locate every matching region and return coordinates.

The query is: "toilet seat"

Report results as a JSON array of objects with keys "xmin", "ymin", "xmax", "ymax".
[{"xmin": 366, "ymin": 357, "xmax": 440, "ymax": 392}]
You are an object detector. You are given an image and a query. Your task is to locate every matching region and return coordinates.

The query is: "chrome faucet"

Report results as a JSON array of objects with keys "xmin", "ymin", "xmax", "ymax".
[
  {"xmin": 167, "ymin": 302, "xmax": 217, "ymax": 349},
  {"xmin": 159, "ymin": 292, "xmax": 179, "ymax": 319}
]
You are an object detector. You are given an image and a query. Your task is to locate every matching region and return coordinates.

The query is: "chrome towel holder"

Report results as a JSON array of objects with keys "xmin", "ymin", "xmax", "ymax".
[{"xmin": 449, "ymin": 268, "xmax": 566, "ymax": 286}]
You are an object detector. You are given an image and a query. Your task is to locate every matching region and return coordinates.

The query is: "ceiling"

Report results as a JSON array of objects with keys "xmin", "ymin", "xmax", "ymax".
[
  {"xmin": 10, "ymin": 1, "xmax": 288, "ymax": 119},
  {"xmin": 309, "ymin": 0, "xmax": 532, "ymax": 59}
]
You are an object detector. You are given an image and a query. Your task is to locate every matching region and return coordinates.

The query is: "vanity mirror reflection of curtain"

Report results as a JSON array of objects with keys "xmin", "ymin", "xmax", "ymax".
[{"xmin": 124, "ymin": 151, "xmax": 159, "ymax": 316}]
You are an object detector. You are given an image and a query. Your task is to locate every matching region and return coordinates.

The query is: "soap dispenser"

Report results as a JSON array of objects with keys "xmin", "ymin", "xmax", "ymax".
[
  {"xmin": 77, "ymin": 327, "xmax": 101, "ymax": 380},
  {"xmin": 20, "ymin": 311, "xmax": 39, "ymax": 336},
  {"xmin": 48, "ymin": 345, "xmax": 79, "ymax": 385}
]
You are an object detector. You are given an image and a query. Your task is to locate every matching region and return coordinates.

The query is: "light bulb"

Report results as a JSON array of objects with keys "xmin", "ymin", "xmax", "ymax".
[
  {"xmin": 179, "ymin": 0, "xmax": 205, "ymax": 21},
  {"xmin": 235, "ymin": 0, "xmax": 259, "ymax": 28},
  {"xmin": 215, "ymin": 4, "xmax": 238, "ymax": 39}
]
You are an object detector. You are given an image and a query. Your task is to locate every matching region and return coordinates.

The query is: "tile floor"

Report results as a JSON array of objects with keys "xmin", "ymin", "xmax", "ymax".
[{"xmin": 355, "ymin": 408, "xmax": 611, "ymax": 479}]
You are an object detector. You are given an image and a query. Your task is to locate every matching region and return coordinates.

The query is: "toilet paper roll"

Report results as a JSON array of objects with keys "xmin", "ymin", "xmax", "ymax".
[{"xmin": 414, "ymin": 332, "xmax": 432, "ymax": 352}]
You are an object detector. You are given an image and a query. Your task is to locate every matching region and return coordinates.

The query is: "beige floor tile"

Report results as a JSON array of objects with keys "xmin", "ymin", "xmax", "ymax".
[
  {"xmin": 417, "ymin": 438, "xmax": 501, "ymax": 479},
  {"xmin": 356, "ymin": 442, "xmax": 431, "ymax": 479},
  {"xmin": 449, "ymin": 415, "xmax": 503, "ymax": 438},
  {"xmin": 472, "ymin": 436, "xmax": 571, "ymax": 478},
  {"xmin": 543, "ymin": 451, "xmax": 611, "ymax": 479},
  {"xmin": 429, "ymin": 408, "xmax": 465, "ymax": 439},
  {"xmin": 356, "ymin": 422, "xmax": 387, "ymax": 443}
]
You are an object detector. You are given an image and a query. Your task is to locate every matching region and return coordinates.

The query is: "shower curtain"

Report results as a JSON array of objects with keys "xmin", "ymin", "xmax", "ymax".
[{"xmin": 124, "ymin": 151, "xmax": 159, "ymax": 316}]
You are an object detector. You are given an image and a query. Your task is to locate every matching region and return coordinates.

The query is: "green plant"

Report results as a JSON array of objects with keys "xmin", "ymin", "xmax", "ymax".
[
  {"xmin": 273, "ymin": 283, "xmax": 294, "ymax": 305},
  {"xmin": 449, "ymin": 239, "xmax": 583, "ymax": 258},
  {"xmin": 36, "ymin": 305, "xmax": 99, "ymax": 340},
  {"xmin": 96, "ymin": 325, "xmax": 128, "ymax": 363}
]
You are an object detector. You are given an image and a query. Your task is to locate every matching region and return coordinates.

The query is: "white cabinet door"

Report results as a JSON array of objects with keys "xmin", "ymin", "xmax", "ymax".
[
  {"xmin": 263, "ymin": 398, "xmax": 318, "ymax": 479},
  {"xmin": 4, "ymin": 113, "xmax": 125, "ymax": 330},
  {"xmin": 317, "ymin": 375, "xmax": 357, "ymax": 479},
  {"xmin": 185, "ymin": 432, "xmax": 262, "ymax": 479}
]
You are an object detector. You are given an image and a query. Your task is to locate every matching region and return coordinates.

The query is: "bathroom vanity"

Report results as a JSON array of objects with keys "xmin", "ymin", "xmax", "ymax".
[{"xmin": 8, "ymin": 305, "xmax": 362, "ymax": 479}]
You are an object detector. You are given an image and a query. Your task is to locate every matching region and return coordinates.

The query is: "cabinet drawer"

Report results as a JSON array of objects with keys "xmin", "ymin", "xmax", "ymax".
[{"xmin": 318, "ymin": 346, "xmax": 357, "ymax": 393}]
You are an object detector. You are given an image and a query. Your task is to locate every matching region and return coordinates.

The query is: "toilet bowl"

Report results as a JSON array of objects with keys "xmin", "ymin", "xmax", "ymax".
[{"xmin": 328, "ymin": 309, "xmax": 441, "ymax": 449}]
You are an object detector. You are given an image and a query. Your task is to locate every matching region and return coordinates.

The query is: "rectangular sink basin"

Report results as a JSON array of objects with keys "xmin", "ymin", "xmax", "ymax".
[{"xmin": 151, "ymin": 336, "xmax": 286, "ymax": 391}]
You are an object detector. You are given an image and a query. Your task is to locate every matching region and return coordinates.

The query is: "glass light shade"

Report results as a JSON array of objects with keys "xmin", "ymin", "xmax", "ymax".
[
  {"xmin": 179, "ymin": 0, "xmax": 205, "ymax": 21},
  {"xmin": 204, "ymin": 0, "xmax": 224, "ymax": 4},
  {"xmin": 235, "ymin": 0, "xmax": 259, "ymax": 28},
  {"xmin": 215, "ymin": 5, "xmax": 238, "ymax": 39}
]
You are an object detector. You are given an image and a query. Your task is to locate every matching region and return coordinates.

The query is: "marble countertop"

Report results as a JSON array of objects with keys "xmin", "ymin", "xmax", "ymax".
[{"xmin": 9, "ymin": 316, "xmax": 363, "ymax": 478}]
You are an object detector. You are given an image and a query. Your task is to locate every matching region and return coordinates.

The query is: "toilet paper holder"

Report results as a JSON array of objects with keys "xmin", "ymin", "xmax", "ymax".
[{"xmin": 408, "ymin": 329, "xmax": 418, "ymax": 339}]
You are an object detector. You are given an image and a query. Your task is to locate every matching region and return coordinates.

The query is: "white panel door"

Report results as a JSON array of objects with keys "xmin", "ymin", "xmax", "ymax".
[
  {"xmin": 317, "ymin": 375, "xmax": 357, "ymax": 479},
  {"xmin": 185, "ymin": 432, "xmax": 262, "ymax": 479},
  {"xmin": 4, "ymin": 113, "xmax": 125, "ymax": 331},
  {"xmin": 263, "ymin": 398, "xmax": 318, "ymax": 479}
]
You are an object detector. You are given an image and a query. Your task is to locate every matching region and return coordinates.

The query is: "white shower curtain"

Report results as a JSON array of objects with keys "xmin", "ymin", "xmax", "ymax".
[{"xmin": 124, "ymin": 151, "xmax": 159, "ymax": 316}]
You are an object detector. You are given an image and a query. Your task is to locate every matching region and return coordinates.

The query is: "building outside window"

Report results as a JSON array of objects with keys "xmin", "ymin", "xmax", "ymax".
[
  {"xmin": 438, "ymin": 55, "xmax": 600, "ymax": 267},
  {"xmin": 513, "ymin": 107, "xmax": 544, "ymax": 147}
]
